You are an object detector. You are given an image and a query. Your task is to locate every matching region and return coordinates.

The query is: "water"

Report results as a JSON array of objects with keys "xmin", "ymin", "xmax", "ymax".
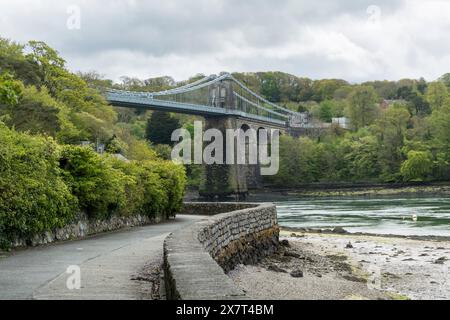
[{"xmin": 275, "ymin": 197, "xmax": 450, "ymax": 237}]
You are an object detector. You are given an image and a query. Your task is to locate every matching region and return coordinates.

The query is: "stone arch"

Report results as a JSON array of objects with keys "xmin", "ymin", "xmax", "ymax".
[{"xmin": 240, "ymin": 123, "xmax": 251, "ymax": 132}]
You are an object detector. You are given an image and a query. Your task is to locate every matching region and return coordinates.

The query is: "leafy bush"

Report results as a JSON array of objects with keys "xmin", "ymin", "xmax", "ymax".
[
  {"xmin": 141, "ymin": 160, "xmax": 186, "ymax": 217},
  {"xmin": 0, "ymin": 123, "xmax": 77, "ymax": 248},
  {"xmin": 110, "ymin": 158, "xmax": 186, "ymax": 219},
  {"xmin": 401, "ymin": 150, "xmax": 433, "ymax": 182},
  {"xmin": 59, "ymin": 145, "xmax": 128, "ymax": 218},
  {"xmin": 0, "ymin": 72, "xmax": 23, "ymax": 106},
  {"xmin": 59, "ymin": 145, "xmax": 186, "ymax": 221}
]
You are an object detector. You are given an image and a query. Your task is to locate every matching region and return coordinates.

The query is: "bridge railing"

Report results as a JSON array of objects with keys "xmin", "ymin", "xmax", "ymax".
[{"xmin": 106, "ymin": 73, "xmax": 303, "ymax": 127}]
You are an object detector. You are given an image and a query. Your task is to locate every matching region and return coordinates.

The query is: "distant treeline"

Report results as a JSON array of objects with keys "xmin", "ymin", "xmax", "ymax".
[{"xmin": 102, "ymin": 69, "xmax": 450, "ymax": 186}]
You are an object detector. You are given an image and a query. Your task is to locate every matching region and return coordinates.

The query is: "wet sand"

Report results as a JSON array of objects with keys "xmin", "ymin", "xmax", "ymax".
[{"xmin": 228, "ymin": 230, "xmax": 450, "ymax": 300}]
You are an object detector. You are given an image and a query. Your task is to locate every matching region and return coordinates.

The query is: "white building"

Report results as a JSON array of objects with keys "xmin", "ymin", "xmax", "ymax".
[{"xmin": 332, "ymin": 117, "xmax": 350, "ymax": 129}]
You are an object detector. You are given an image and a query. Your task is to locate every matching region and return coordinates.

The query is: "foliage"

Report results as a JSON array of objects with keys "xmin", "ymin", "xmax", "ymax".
[
  {"xmin": 0, "ymin": 72, "xmax": 23, "ymax": 106},
  {"xmin": 59, "ymin": 145, "xmax": 128, "ymax": 218},
  {"xmin": 59, "ymin": 145, "xmax": 185, "ymax": 220},
  {"xmin": 0, "ymin": 38, "xmax": 117, "ymax": 144},
  {"xmin": 0, "ymin": 123, "xmax": 77, "ymax": 248},
  {"xmin": 145, "ymin": 111, "xmax": 181, "ymax": 145},
  {"xmin": 141, "ymin": 160, "xmax": 186, "ymax": 216},
  {"xmin": 267, "ymin": 136, "xmax": 319, "ymax": 186},
  {"xmin": 109, "ymin": 158, "xmax": 186, "ymax": 218},
  {"xmin": 318, "ymin": 100, "xmax": 334, "ymax": 122},
  {"xmin": 0, "ymin": 38, "xmax": 190, "ymax": 248},
  {"xmin": 426, "ymin": 82, "xmax": 449, "ymax": 111},
  {"xmin": 260, "ymin": 73, "xmax": 281, "ymax": 102},
  {"xmin": 401, "ymin": 150, "xmax": 433, "ymax": 181},
  {"xmin": 346, "ymin": 85, "xmax": 380, "ymax": 130},
  {"xmin": 153, "ymin": 144, "xmax": 173, "ymax": 160},
  {"xmin": 438, "ymin": 73, "xmax": 450, "ymax": 89},
  {"xmin": 1, "ymin": 85, "xmax": 79, "ymax": 140}
]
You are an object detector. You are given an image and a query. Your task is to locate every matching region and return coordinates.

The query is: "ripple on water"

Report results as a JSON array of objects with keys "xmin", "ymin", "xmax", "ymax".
[{"xmin": 276, "ymin": 197, "xmax": 450, "ymax": 237}]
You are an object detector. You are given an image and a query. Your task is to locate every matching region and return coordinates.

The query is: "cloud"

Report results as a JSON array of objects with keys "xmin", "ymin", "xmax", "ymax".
[{"xmin": 0, "ymin": 0, "xmax": 449, "ymax": 82}]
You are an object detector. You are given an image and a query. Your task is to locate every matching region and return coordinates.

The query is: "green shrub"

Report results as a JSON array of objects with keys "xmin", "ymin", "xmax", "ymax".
[
  {"xmin": 59, "ymin": 145, "xmax": 128, "ymax": 218},
  {"xmin": 0, "ymin": 123, "xmax": 77, "ymax": 248},
  {"xmin": 401, "ymin": 150, "xmax": 433, "ymax": 182},
  {"xmin": 110, "ymin": 158, "xmax": 186, "ymax": 219},
  {"xmin": 140, "ymin": 160, "xmax": 186, "ymax": 217}
]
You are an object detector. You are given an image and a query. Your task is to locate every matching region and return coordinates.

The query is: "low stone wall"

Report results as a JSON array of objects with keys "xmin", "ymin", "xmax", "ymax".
[
  {"xmin": 181, "ymin": 202, "xmax": 256, "ymax": 216},
  {"xmin": 164, "ymin": 202, "xmax": 279, "ymax": 300},
  {"xmin": 12, "ymin": 212, "xmax": 163, "ymax": 248}
]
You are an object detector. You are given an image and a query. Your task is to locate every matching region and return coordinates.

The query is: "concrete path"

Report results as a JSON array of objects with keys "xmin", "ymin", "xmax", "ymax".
[{"xmin": 0, "ymin": 215, "xmax": 206, "ymax": 300}]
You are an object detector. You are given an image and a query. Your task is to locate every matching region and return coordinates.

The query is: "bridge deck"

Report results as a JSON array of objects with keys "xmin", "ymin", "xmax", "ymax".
[{"xmin": 107, "ymin": 92, "xmax": 287, "ymax": 127}]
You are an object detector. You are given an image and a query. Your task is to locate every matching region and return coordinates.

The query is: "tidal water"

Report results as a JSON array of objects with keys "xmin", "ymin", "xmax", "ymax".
[{"xmin": 275, "ymin": 197, "xmax": 450, "ymax": 237}]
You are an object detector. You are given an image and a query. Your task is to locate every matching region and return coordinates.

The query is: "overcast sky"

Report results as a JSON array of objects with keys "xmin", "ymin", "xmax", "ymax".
[{"xmin": 1, "ymin": 0, "xmax": 449, "ymax": 82}]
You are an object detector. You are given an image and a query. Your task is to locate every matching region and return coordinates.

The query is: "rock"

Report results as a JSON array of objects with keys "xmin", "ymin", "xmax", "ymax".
[
  {"xmin": 290, "ymin": 233, "xmax": 305, "ymax": 238},
  {"xmin": 342, "ymin": 275, "xmax": 367, "ymax": 283},
  {"xmin": 284, "ymin": 251, "xmax": 300, "ymax": 258},
  {"xmin": 345, "ymin": 242, "xmax": 354, "ymax": 249},
  {"xmin": 434, "ymin": 257, "xmax": 447, "ymax": 264},
  {"xmin": 290, "ymin": 269, "xmax": 304, "ymax": 278},
  {"xmin": 267, "ymin": 264, "xmax": 288, "ymax": 273},
  {"xmin": 280, "ymin": 239, "xmax": 290, "ymax": 247},
  {"xmin": 332, "ymin": 227, "xmax": 348, "ymax": 234}
]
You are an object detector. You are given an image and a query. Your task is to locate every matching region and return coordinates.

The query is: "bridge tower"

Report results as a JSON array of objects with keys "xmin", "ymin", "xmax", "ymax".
[{"xmin": 199, "ymin": 79, "xmax": 249, "ymax": 200}]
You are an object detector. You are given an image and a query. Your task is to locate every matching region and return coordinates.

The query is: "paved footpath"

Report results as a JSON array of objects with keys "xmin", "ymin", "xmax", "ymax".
[{"xmin": 0, "ymin": 215, "xmax": 206, "ymax": 300}]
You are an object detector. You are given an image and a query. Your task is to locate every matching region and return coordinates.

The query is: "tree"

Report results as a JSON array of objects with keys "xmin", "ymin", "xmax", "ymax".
[
  {"xmin": 342, "ymin": 135, "xmax": 380, "ymax": 180},
  {"xmin": 397, "ymin": 85, "xmax": 415, "ymax": 100},
  {"xmin": 145, "ymin": 111, "xmax": 181, "ymax": 145},
  {"xmin": 417, "ymin": 77, "xmax": 428, "ymax": 95},
  {"xmin": 0, "ymin": 38, "xmax": 42, "ymax": 86},
  {"xmin": 346, "ymin": 85, "xmax": 380, "ymax": 130},
  {"xmin": 78, "ymin": 71, "xmax": 113, "ymax": 89},
  {"xmin": 373, "ymin": 104, "xmax": 411, "ymax": 181},
  {"xmin": 426, "ymin": 82, "xmax": 449, "ymax": 111},
  {"xmin": 429, "ymin": 100, "xmax": 450, "ymax": 161},
  {"xmin": 409, "ymin": 94, "xmax": 431, "ymax": 116},
  {"xmin": 362, "ymin": 80, "xmax": 397, "ymax": 99},
  {"xmin": 438, "ymin": 73, "xmax": 450, "ymax": 89},
  {"xmin": 401, "ymin": 150, "xmax": 433, "ymax": 181},
  {"xmin": 312, "ymin": 79, "xmax": 349, "ymax": 102},
  {"xmin": 318, "ymin": 100, "xmax": 333, "ymax": 122},
  {"xmin": 267, "ymin": 136, "xmax": 318, "ymax": 186},
  {"xmin": 26, "ymin": 40, "xmax": 66, "ymax": 95},
  {"xmin": 2, "ymin": 85, "xmax": 77, "ymax": 138},
  {"xmin": 0, "ymin": 72, "xmax": 22, "ymax": 106},
  {"xmin": 260, "ymin": 73, "xmax": 281, "ymax": 102}
]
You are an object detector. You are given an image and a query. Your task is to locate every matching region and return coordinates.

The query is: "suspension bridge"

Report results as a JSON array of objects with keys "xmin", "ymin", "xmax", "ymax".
[
  {"xmin": 106, "ymin": 72, "xmax": 304, "ymax": 199},
  {"xmin": 106, "ymin": 72, "xmax": 303, "ymax": 128}
]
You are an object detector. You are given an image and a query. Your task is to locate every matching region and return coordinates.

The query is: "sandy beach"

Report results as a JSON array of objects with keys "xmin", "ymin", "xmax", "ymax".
[{"xmin": 228, "ymin": 229, "xmax": 450, "ymax": 300}]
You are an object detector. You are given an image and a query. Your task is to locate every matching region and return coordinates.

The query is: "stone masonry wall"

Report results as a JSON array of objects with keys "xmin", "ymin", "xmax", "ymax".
[
  {"xmin": 11, "ymin": 212, "xmax": 163, "ymax": 248},
  {"xmin": 181, "ymin": 202, "xmax": 256, "ymax": 216},
  {"xmin": 164, "ymin": 202, "xmax": 279, "ymax": 300}
]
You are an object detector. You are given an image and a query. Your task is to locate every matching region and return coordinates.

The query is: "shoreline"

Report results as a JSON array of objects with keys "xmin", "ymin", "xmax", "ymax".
[
  {"xmin": 248, "ymin": 184, "xmax": 450, "ymax": 200},
  {"xmin": 185, "ymin": 183, "xmax": 450, "ymax": 202},
  {"xmin": 280, "ymin": 226, "xmax": 450, "ymax": 242},
  {"xmin": 228, "ymin": 230, "xmax": 450, "ymax": 300}
]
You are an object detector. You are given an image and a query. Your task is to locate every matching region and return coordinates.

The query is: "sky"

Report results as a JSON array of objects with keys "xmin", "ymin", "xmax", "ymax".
[{"xmin": 1, "ymin": 0, "xmax": 450, "ymax": 83}]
